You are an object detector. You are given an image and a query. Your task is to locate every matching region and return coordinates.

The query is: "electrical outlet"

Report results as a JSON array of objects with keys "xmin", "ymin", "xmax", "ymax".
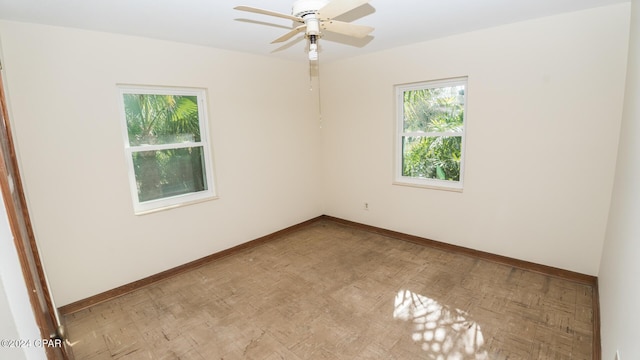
[
  {"xmin": 615, "ymin": 350, "xmax": 620, "ymax": 360},
  {"xmin": 363, "ymin": 202, "xmax": 369, "ymax": 211}
]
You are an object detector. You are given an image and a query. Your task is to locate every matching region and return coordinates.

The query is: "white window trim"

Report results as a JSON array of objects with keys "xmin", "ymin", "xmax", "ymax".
[
  {"xmin": 117, "ymin": 85, "xmax": 217, "ymax": 215},
  {"xmin": 393, "ymin": 77, "xmax": 468, "ymax": 191}
]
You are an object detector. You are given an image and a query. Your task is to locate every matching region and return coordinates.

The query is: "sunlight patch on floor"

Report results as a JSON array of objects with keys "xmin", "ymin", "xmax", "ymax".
[{"xmin": 394, "ymin": 289, "xmax": 488, "ymax": 359}]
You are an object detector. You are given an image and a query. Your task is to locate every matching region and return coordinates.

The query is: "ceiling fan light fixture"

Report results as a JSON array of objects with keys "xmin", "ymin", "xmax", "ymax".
[
  {"xmin": 309, "ymin": 46, "xmax": 319, "ymax": 61},
  {"xmin": 309, "ymin": 34, "xmax": 319, "ymax": 61}
]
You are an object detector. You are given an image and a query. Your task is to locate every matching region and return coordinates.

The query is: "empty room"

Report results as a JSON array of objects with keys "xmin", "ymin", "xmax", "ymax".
[{"xmin": 0, "ymin": 0, "xmax": 638, "ymax": 359}]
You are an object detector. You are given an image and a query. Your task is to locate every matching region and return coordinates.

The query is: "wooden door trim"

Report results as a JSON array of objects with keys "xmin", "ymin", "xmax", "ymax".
[{"xmin": 0, "ymin": 67, "xmax": 70, "ymax": 359}]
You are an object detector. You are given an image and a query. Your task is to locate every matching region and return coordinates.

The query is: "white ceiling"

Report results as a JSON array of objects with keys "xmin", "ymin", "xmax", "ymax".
[{"xmin": 0, "ymin": 0, "xmax": 629, "ymax": 63}]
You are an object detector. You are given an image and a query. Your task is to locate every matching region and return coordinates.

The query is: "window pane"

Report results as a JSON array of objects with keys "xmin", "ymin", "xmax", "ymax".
[
  {"xmin": 123, "ymin": 94, "xmax": 201, "ymax": 146},
  {"xmin": 403, "ymin": 86, "xmax": 465, "ymax": 133},
  {"xmin": 131, "ymin": 146, "xmax": 207, "ymax": 202},
  {"xmin": 402, "ymin": 136, "xmax": 462, "ymax": 181}
]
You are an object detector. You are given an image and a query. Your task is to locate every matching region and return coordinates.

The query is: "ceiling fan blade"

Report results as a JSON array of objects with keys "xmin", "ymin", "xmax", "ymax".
[
  {"xmin": 271, "ymin": 37, "xmax": 305, "ymax": 53},
  {"xmin": 272, "ymin": 25, "xmax": 306, "ymax": 43},
  {"xmin": 321, "ymin": 20, "xmax": 373, "ymax": 38},
  {"xmin": 234, "ymin": 6, "xmax": 303, "ymax": 23},
  {"xmin": 234, "ymin": 19, "xmax": 292, "ymax": 31},
  {"xmin": 317, "ymin": 0, "xmax": 370, "ymax": 20}
]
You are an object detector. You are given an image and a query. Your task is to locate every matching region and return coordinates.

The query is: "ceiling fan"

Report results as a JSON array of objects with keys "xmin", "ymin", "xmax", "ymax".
[{"xmin": 234, "ymin": 0, "xmax": 374, "ymax": 61}]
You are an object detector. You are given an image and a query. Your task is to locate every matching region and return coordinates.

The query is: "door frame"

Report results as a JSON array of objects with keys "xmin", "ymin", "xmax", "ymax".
[{"xmin": 0, "ymin": 63, "xmax": 71, "ymax": 359}]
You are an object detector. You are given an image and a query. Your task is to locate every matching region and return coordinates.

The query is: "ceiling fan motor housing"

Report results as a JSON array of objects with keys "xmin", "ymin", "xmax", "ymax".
[
  {"xmin": 292, "ymin": 0, "xmax": 327, "ymax": 37},
  {"xmin": 292, "ymin": 0, "xmax": 329, "ymax": 18}
]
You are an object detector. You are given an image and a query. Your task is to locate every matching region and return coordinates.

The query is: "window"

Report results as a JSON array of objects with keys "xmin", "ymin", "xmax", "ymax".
[
  {"xmin": 118, "ymin": 86, "xmax": 216, "ymax": 214},
  {"xmin": 394, "ymin": 77, "xmax": 467, "ymax": 190}
]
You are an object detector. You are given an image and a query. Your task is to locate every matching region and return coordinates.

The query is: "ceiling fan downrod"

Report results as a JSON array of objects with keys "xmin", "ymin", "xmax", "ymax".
[{"xmin": 308, "ymin": 34, "xmax": 319, "ymax": 61}]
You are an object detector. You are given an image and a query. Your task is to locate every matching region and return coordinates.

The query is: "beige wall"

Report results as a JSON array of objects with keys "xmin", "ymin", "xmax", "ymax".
[
  {"xmin": 599, "ymin": 0, "xmax": 640, "ymax": 358},
  {"xmin": 319, "ymin": 4, "xmax": 630, "ymax": 276},
  {"xmin": 0, "ymin": 21, "xmax": 323, "ymax": 306},
  {"xmin": 0, "ymin": 3, "xmax": 631, "ymax": 306}
]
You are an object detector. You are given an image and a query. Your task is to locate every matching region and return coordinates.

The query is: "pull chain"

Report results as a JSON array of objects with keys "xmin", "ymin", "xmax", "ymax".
[
  {"xmin": 309, "ymin": 59, "xmax": 322, "ymax": 128},
  {"xmin": 316, "ymin": 59, "xmax": 322, "ymax": 129}
]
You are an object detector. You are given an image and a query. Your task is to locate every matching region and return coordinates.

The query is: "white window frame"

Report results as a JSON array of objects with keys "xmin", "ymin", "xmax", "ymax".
[
  {"xmin": 117, "ymin": 85, "xmax": 217, "ymax": 214},
  {"xmin": 394, "ymin": 77, "xmax": 468, "ymax": 191}
]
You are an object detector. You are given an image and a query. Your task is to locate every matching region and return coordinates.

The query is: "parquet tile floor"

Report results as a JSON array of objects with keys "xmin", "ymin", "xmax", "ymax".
[{"xmin": 63, "ymin": 220, "xmax": 594, "ymax": 359}]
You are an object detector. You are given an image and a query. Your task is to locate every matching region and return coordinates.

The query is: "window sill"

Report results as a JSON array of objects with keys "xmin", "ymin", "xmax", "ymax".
[
  {"xmin": 134, "ymin": 195, "xmax": 219, "ymax": 215},
  {"xmin": 392, "ymin": 180, "xmax": 463, "ymax": 193}
]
